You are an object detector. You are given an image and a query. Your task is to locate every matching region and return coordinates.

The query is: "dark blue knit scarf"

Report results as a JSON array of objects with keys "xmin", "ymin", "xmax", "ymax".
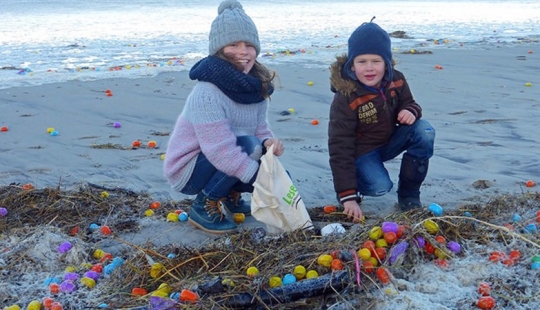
[{"xmin": 189, "ymin": 56, "xmax": 273, "ymax": 104}]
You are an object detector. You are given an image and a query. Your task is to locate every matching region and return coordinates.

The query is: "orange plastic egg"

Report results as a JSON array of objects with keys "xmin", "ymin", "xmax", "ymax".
[
  {"xmin": 132, "ymin": 140, "xmax": 141, "ymax": 148},
  {"xmin": 147, "ymin": 140, "xmax": 157, "ymax": 148},
  {"xmin": 488, "ymin": 251, "xmax": 506, "ymax": 262},
  {"xmin": 374, "ymin": 247, "xmax": 387, "ymax": 261},
  {"xmin": 331, "ymin": 258, "xmax": 344, "ymax": 270},
  {"xmin": 363, "ymin": 261, "xmax": 375, "ymax": 273},
  {"xmin": 150, "ymin": 201, "xmax": 161, "ymax": 209},
  {"xmin": 22, "ymin": 183, "xmax": 34, "ymax": 190},
  {"xmin": 311, "ymin": 119, "xmax": 319, "ymax": 125},
  {"xmin": 50, "ymin": 302, "xmax": 63, "ymax": 310},
  {"xmin": 435, "ymin": 235, "xmax": 446, "ymax": 243},
  {"xmin": 478, "ymin": 282, "xmax": 491, "ymax": 296},
  {"xmin": 131, "ymin": 287, "xmax": 148, "ymax": 297},
  {"xmin": 477, "ymin": 296, "xmax": 495, "ymax": 309},
  {"xmin": 526, "ymin": 180, "xmax": 535, "ymax": 187},
  {"xmin": 0, "ymin": 126, "xmax": 8, "ymax": 132},
  {"xmin": 49, "ymin": 283, "xmax": 60, "ymax": 294},
  {"xmin": 180, "ymin": 289, "xmax": 198, "ymax": 303},
  {"xmin": 42, "ymin": 297, "xmax": 54, "ymax": 309},
  {"xmin": 424, "ymin": 242, "xmax": 435, "ymax": 254},
  {"xmin": 383, "ymin": 232, "xmax": 397, "ymax": 244},
  {"xmin": 100, "ymin": 225, "xmax": 112, "ymax": 235},
  {"xmin": 323, "ymin": 205, "xmax": 336, "ymax": 214},
  {"xmin": 376, "ymin": 267, "xmax": 390, "ymax": 284}
]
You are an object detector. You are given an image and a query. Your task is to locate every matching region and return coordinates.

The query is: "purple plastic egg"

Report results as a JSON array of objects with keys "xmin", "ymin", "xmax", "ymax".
[
  {"xmin": 388, "ymin": 241, "xmax": 409, "ymax": 265},
  {"xmin": 64, "ymin": 272, "xmax": 79, "ymax": 282},
  {"xmin": 60, "ymin": 280, "xmax": 77, "ymax": 293},
  {"xmin": 84, "ymin": 271, "xmax": 100, "ymax": 281},
  {"xmin": 382, "ymin": 221, "xmax": 399, "ymax": 234},
  {"xmin": 58, "ymin": 241, "xmax": 73, "ymax": 253},
  {"xmin": 414, "ymin": 236, "xmax": 425, "ymax": 248},
  {"xmin": 447, "ymin": 241, "xmax": 461, "ymax": 254},
  {"xmin": 0, "ymin": 207, "xmax": 7, "ymax": 217}
]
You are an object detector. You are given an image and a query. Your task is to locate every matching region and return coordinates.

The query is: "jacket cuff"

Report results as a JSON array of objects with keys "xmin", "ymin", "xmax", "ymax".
[{"xmin": 338, "ymin": 189, "xmax": 359, "ymax": 204}]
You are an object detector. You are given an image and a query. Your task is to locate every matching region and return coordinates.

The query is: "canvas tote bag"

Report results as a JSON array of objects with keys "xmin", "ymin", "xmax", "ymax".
[{"xmin": 251, "ymin": 145, "xmax": 313, "ymax": 234}]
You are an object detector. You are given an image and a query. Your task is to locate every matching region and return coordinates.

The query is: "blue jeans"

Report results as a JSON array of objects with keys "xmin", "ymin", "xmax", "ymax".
[
  {"xmin": 355, "ymin": 119, "xmax": 435, "ymax": 197},
  {"xmin": 180, "ymin": 136, "xmax": 261, "ymax": 200}
]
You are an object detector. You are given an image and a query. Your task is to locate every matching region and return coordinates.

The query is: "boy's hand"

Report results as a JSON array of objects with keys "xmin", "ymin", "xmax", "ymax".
[
  {"xmin": 397, "ymin": 109, "xmax": 416, "ymax": 125},
  {"xmin": 342, "ymin": 200, "xmax": 363, "ymax": 223}
]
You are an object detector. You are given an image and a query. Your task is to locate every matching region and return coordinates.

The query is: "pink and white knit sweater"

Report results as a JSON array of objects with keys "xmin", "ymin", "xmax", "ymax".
[{"xmin": 164, "ymin": 82, "xmax": 274, "ymax": 192}]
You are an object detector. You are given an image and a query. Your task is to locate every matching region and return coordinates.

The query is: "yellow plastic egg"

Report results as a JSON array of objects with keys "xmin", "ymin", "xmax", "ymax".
[
  {"xmin": 293, "ymin": 265, "xmax": 306, "ymax": 280},
  {"xmin": 93, "ymin": 249, "xmax": 105, "ymax": 259},
  {"xmin": 434, "ymin": 248, "xmax": 448, "ymax": 259},
  {"xmin": 317, "ymin": 254, "xmax": 333, "ymax": 267},
  {"xmin": 287, "ymin": 108, "xmax": 295, "ymax": 114},
  {"xmin": 46, "ymin": 127, "xmax": 55, "ymax": 133},
  {"xmin": 5, "ymin": 305, "xmax": 21, "ymax": 310},
  {"xmin": 151, "ymin": 290, "xmax": 169, "ymax": 297},
  {"xmin": 307, "ymin": 81, "xmax": 314, "ymax": 86},
  {"xmin": 358, "ymin": 248, "xmax": 371, "ymax": 260},
  {"xmin": 157, "ymin": 283, "xmax": 171, "ymax": 294},
  {"xmin": 167, "ymin": 212, "xmax": 179, "ymax": 222},
  {"xmin": 222, "ymin": 278, "xmax": 236, "ymax": 287},
  {"xmin": 81, "ymin": 277, "xmax": 96, "ymax": 289},
  {"xmin": 233, "ymin": 213, "xmax": 245, "ymax": 224},
  {"xmin": 269, "ymin": 276, "xmax": 282, "ymax": 288},
  {"xmin": 369, "ymin": 226, "xmax": 384, "ymax": 241},
  {"xmin": 525, "ymin": 82, "xmax": 532, "ymax": 87},
  {"xmin": 246, "ymin": 266, "xmax": 259, "ymax": 277},
  {"xmin": 424, "ymin": 219, "xmax": 439, "ymax": 234},
  {"xmin": 65, "ymin": 266, "xmax": 76, "ymax": 273},
  {"xmin": 150, "ymin": 263, "xmax": 164, "ymax": 278},
  {"xmin": 306, "ymin": 270, "xmax": 319, "ymax": 279},
  {"xmin": 160, "ymin": 154, "xmax": 165, "ymax": 161},
  {"xmin": 27, "ymin": 301, "xmax": 41, "ymax": 310},
  {"xmin": 145, "ymin": 209, "xmax": 155, "ymax": 217},
  {"xmin": 100, "ymin": 191, "xmax": 109, "ymax": 198},
  {"xmin": 368, "ymin": 257, "xmax": 379, "ymax": 267},
  {"xmin": 376, "ymin": 238, "xmax": 388, "ymax": 248}
]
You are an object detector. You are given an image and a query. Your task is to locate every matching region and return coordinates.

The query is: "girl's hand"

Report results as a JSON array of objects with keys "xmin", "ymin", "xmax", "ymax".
[
  {"xmin": 264, "ymin": 138, "xmax": 284, "ymax": 156},
  {"xmin": 397, "ymin": 109, "xmax": 416, "ymax": 125}
]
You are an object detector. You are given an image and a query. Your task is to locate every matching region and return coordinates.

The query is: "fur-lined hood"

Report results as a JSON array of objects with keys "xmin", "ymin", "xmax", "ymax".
[{"xmin": 329, "ymin": 54, "xmax": 357, "ymax": 96}]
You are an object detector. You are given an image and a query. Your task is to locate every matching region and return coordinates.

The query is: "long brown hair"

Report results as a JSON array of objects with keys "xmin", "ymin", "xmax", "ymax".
[{"xmin": 215, "ymin": 49, "xmax": 276, "ymax": 99}]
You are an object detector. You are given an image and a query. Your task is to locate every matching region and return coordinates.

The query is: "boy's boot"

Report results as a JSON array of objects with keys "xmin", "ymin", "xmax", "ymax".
[
  {"xmin": 223, "ymin": 190, "xmax": 251, "ymax": 216},
  {"xmin": 397, "ymin": 153, "xmax": 429, "ymax": 211},
  {"xmin": 188, "ymin": 192, "xmax": 237, "ymax": 234}
]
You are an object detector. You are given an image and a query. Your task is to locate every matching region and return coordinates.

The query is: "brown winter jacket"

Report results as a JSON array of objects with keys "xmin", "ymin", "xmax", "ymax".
[{"xmin": 328, "ymin": 54, "xmax": 422, "ymax": 202}]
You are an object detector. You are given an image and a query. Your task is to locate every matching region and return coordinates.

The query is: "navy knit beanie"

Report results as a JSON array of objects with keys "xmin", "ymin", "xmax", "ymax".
[
  {"xmin": 209, "ymin": 0, "xmax": 260, "ymax": 56},
  {"xmin": 344, "ymin": 19, "xmax": 393, "ymax": 82}
]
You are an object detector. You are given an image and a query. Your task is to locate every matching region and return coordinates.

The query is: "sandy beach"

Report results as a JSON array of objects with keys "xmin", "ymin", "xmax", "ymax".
[
  {"xmin": 1, "ymin": 43, "xmax": 540, "ymax": 309},
  {"xmin": 2, "ymin": 44, "xmax": 538, "ymax": 213}
]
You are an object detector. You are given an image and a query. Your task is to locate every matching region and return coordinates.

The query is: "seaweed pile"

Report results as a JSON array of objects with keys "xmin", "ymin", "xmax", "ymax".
[{"xmin": 1, "ymin": 183, "xmax": 540, "ymax": 309}]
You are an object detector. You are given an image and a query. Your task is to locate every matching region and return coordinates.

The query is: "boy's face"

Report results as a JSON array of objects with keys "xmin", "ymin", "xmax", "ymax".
[
  {"xmin": 223, "ymin": 41, "xmax": 257, "ymax": 74},
  {"xmin": 351, "ymin": 54, "xmax": 386, "ymax": 88}
]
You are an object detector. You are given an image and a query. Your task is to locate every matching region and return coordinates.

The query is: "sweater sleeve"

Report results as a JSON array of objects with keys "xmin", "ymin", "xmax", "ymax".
[
  {"xmin": 191, "ymin": 87, "xmax": 259, "ymax": 183},
  {"xmin": 328, "ymin": 93, "xmax": 360, "ymax": 203},
  {"xmin": 254, "ymin": 100, "xmax": 274, "ymax": 141}
]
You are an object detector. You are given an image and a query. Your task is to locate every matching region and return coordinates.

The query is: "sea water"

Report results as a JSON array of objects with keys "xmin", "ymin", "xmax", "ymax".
[{"xmin": 0, "ymin": 0, "xmax": 538, "ymax": 89}]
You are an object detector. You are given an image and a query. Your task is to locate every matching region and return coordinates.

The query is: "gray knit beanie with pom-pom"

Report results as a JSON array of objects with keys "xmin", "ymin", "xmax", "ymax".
[{"xmin": 209, "ymin": 0, "xmax": 260, "ymax": 56}]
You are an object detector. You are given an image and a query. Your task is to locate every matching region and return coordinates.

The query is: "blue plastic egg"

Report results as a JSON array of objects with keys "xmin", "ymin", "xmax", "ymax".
[{"xmin": 282, "ymin": 273, "xmax": 296, "ymax": 285}]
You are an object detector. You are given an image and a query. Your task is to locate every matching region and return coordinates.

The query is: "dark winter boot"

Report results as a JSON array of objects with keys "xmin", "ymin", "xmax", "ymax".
[
  {"xmin": 397, "ymin": 153, "xmax": 429, "ymax": 211},
  {"xmin": 188, "ymin": 192, "xmax": 237, "ymax": 234},
  {"xmin": 223, "ymin": 190, "xmax": 251, "ymax": 216}
]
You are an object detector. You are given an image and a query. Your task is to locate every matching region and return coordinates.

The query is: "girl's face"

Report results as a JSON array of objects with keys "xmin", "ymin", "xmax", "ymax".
[
  {"xmin": 223, "ymin": 41, "xmax": 257, "ymax": 74},
  {"xmin": 351, "ymin": 54, "xmax": 386, "ymax": 88}
]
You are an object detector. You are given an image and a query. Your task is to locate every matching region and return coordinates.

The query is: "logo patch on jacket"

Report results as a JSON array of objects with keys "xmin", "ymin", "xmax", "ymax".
[{"xmin": 358, "ymin": 101, "xmax": 378, "ymax": 124}]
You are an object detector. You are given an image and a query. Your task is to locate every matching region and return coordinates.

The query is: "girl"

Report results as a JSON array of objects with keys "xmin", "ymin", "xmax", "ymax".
[{"xmin": 164, "ymin": 0, "xmax": 284, "ymax": 234}]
